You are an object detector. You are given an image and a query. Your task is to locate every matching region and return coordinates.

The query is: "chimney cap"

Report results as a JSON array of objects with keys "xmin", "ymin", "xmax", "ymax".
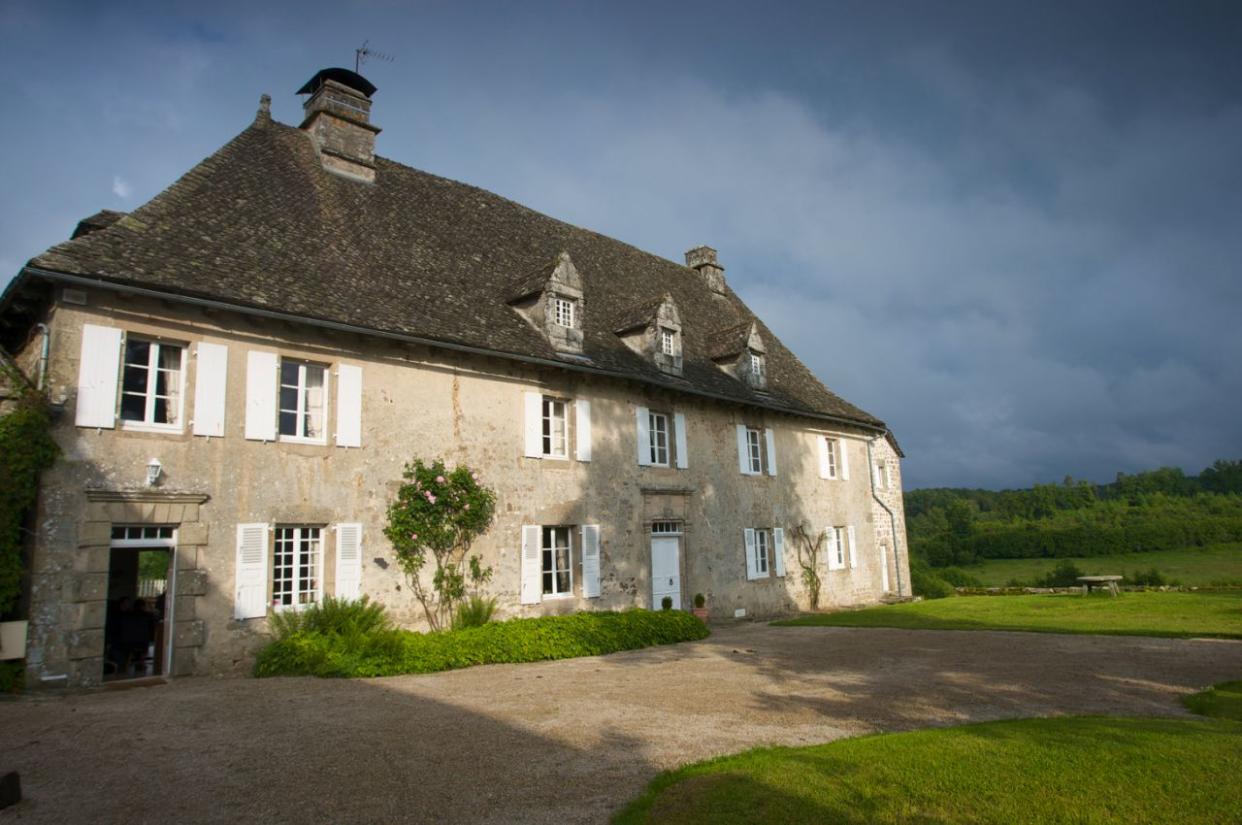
[
  {"xmin": 685, "ymin": 245, "xmax": 722, "ymax": 270},
  {"xmin": 297, "ymin": 67, "xmax": 377, "ymax": 99}
]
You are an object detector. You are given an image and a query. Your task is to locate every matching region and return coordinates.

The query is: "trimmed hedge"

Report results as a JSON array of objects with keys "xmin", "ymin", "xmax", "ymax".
[{"xmin": 255, "ymin": 609, "xmax": 710, "ymax": 678}]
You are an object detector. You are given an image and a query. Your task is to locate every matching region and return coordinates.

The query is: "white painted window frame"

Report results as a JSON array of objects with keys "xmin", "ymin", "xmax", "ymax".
[
  {"xmin": 826, "ymin": 437, "xmax": 838, "ymax": 479},
  {"xmin": 553, "ymin": 297, "xmax": 576, "ymax": 329},
  {"xmin": 542, "ymin": 525, "xmax": 575, "ymax": 599},
  {"xmin": 648, "ymin": 410, "xmax": 670, "ymax": 466},
  {"xmin": 278, "ymin": 359, "xmax": 330, "ymax": 445},
  {"xmin": 750, "ymin": 351, "xmax": 766, "ymax": 384},
  {"xmin": 834, "ymin": 526, "xmax": 847, "ymax": 569},
  {"xmin": 541, "ymin": 395, "xmax": 569, "ymax": 459},
  {"xmin": 745, "ymin": 427, "xmax": 763, "ymax": 474},
  {"xmin": 754, "ymin": 527, "xmax": 771, "ymax": 575},
  {"xmin": 660, "ymin": 328, "xmax": 677, "ymax": 356},
  {"xmin": 119, "ymin": 337, "xmax": 187, "ymax": 433},
  {"xmin": 271, "ymin": 525, "xmax": 324, "ymax": 611}
]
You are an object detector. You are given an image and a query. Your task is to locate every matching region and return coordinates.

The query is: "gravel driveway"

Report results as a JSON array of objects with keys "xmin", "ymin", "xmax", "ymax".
[{"xmin": 2, "ymin": 624, "xmax": 1240, "ymax": 824}]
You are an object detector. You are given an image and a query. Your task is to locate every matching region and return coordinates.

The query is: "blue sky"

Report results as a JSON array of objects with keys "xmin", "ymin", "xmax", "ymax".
[{"xmin": 2, "ymin": 0, "xmax": 1240, "ymax": 489}]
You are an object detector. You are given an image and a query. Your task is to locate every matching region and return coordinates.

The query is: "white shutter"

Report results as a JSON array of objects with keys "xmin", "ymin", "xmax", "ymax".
[
  {"xmin": 636, "ymin": 406, "xmax": 651, "ymax": 466},
  {"xmin": 244, "ymin": 351, "xmax": 278, "ymax": 441},
  {"xmin": 581, "ymin": 524, "xmax": 601, "ymax": 598},
  {"xmin": 75, "ymin": 324, "xmax": 122, "ymax": 428},
  {"xmin": 674, "ymin": 412, "xmax": 688, "ymax": 469},
  {"xmin": 773, "ymin": 527, "xmax": 786, "ymax": 577},
  {"xmin": 192, "ymin": 342, "xmax": 228, "ymax": 437},
  {"xmin": 234, "ymin": 523, "xmax": 269, "ymax": 619},
  {"xmin": 744, "ymin": 528, "xmax": 759, "ymax": 580},
  {"xmin": 336, "ymin": 363, "xmax": 363, "ymax": 448},
  {"xmin": 736, "ymin": 425, "xmax": 752, "ymax": 475},
  {"xmin": 872, "ymin": 462, "xmax": 881, "ymax": 489},
  {"xmin": 839, "ymin": 439, "xmax": 851, "ymax": 480},
  {"xmin": 765, "ymin": 428, "xmax": 778, "ymax": 476},
  {"xmin": 575, "ymin": 399, "xmax": 592, "ymax": 462},
  {"xmin": 848, "ymin": 525, "xmax": 858, "ymax": 568},
  {"xmin": 827, "ymin": 527, "xmax": 842, "ymax": 571},
  {"xmin": 817, "ymin": 436, "xmax": 831, "ymax": 479},
  {"xmin": 523, "ymin": 392, "xmax": 543, "ymax": 458},
  {"xmin": 520, "ymin": 525, "xmax": 542, "ymax": 605},
  {"xmin": 334, "ymin": 522, "xmax": 363, "ymax": 599}
]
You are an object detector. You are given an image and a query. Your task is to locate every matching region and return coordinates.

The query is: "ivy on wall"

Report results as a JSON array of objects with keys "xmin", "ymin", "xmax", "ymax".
[{"xmin": 0, "ymin": 366, "xmax": 60, "ymax": 616}]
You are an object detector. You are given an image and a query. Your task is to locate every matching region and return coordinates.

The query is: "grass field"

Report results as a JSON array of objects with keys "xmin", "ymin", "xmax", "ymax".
[
  {"xmin": 1182, "ymin": 680, "xmax": 1242, "ymax": 720},
  {"xmin": 957, "ymin": 542, "xmax": 1242, "ymax": 586},
  {"xmin": 613, "ymin": 715, "xmax": 1242, "ymax": 824},
  {"xmin": 773, "ymin": 591, "xmax": 1242, "ymax": 638}
]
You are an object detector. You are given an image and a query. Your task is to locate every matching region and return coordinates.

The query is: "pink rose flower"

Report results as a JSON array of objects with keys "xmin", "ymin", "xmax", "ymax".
[
  {"xmin": 463, "ymin": 503, "xmax": 470, "ymax": 510},
  {"xmin": 428, "ymin": 494, "xmax": 437, "ymax": 504},
  {"xmin": 436, "ymin": 475, "xmax": 446, "ymax": 484}
]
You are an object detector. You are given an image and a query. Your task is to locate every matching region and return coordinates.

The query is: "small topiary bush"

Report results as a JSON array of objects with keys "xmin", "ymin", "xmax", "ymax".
[
  {"xmin": 661, "ymin": 596, "xmax": 673, "ymax": 611},
  {"xmin": 268, "ymin": 595, "xmax": 392, "ymax": 641},
  {"xmin": 255, "ymin": 608, "xmax": 710, "ymax": 678},
  {"xmin": 693, "ymin": 593, "xmax": 706, "ymax": 609}
]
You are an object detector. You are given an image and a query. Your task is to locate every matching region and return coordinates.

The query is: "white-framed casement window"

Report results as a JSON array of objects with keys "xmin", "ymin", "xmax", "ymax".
[
  {"xmin": 818, "ymin": 436, "xmax": 850, "ymax": 481},
  {"xmin": 542, "ymin": 396, "xmax": 569, "ymax": 458},
  {"xmin": 754, "ymin": 528, "xmax": 770, "ymax": 575},
  {"xmin": 825, "ymin": 438, "xmax": 838, "ymax": 478},
  {"xmin": 826, "ymin": 525, "xmax": 857, "ymax": 571},
  {"xmin": 833, "ymin": 527, "xmax": 846, "ymax": 568},
  {"xmin": 542, "ymin": 526, "xmax": 574, "ymax": 597},
  {"xmin": 744, "ymin": 527, "xmax": 786, "ymax": 580},
  {"xmin": 745, "ymin": 427, "xmax": 762, "ymax": 473},
  {"xmin": 120, "ymin": 337, "xmax": 185, "ymax": 430},
  {"xmin": 553, "ymin": 297, "xmax": 576, "ymax": 329},
  {"xmin": 648, "ymin": 411, "xmax": 670, "ymax": 466},
  {"xmin": 874, "ymin": 460, "xmax": 888, "ymax": 489},
  {"xmin": 278, "ymin": 359, "xmax": 328, "ymax": 443},
  {"xmin": 737, "ymin": 425, "xmax": 777, "ymax": 475},
  {"xmin": 271, "ymin": 526, "xmax": 322, "ymax": 609},
  {"xmin": 660, "ymin": 328, "xmax": 677, "ymax": 356}
]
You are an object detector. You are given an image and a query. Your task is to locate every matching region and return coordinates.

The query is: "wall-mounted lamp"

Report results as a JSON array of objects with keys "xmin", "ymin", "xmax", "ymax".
[{"xmin": 146, "ymin": 458, "xmax": 162, "ymax": 487}]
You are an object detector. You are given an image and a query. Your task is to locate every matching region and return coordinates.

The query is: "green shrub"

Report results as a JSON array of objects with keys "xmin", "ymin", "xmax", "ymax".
[
  {"xmin": 0, "ymin": 660, "xmax": 23, "ymax": 694},
  {"xmin": 936, "ymin": 567, "xmax": 984, "ymax": 588},
  {"xmin": 255, "ymin": 609, "xmax": 710, "ymax": 678},
  {"xmin": 909, "ymin": 558, "xmax": 956, "ymax": 599},
  {"xmin": 1036, "ymin": 560, "xmax": 1086, "ymax": 587},
  {"xmin": 0, "ymin": 381, "xmax": 60, "ymax": 615},
  {"xmin": 1128, "ymin": 567, "xmax": 1167, "ymax": 587},
  {"xmin": 661, "ymin": 596, "xmax": 673, "ymax": 611},
  {"xmin": 268, "ymin": 595, "xmax": 392, "ymax": 641},
  {"xmin": 693, "ymin": 593, "xmax": 706, "ymax": 608},
  {"xmin": 452, "ymin": 595, "xmax": 497, "ymax": 629}
]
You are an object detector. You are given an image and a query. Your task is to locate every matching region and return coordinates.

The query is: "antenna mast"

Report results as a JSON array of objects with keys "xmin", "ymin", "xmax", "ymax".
[{"xmin": 355, "ymin": 40, "xmax": 394, "ymax": 73}]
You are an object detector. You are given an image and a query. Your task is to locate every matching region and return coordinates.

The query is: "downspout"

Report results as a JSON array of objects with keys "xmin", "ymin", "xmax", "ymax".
[
  {"xmin": 867, "ymin": 435, "xmax": 905, "ymax": 598},
  {"xmin": 34, "ymin": 323, "xmax": 50, "ymax": 391}
]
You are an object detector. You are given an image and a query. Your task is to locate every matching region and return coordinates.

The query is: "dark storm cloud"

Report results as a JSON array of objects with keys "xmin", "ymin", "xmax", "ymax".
[{"xmin": 2, "ymin": 0, "xmax": 1239, "ymax": 488}]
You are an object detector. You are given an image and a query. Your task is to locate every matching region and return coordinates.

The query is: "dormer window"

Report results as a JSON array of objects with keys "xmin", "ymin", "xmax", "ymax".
[
  {"xmin": 554, "ymin": 297, "xmax": 576, "ymax": 329},
  {"xmin": 614, "ymin": 294, "xmax": 683, "ymax": 377},
  {"xmin": 661, "ymin": 328, "xmax": 677, "ymax": 356},
  {"xmin": 508, "ymin": 251, "xmax": 585, "ymax": 355},
  {"xmin": 708, "ymin": 321, "xmax": 767, "ymax": 389},
  {"xmin": 749, "ymin": 352, "xmax": 766, "ymax": 387}
]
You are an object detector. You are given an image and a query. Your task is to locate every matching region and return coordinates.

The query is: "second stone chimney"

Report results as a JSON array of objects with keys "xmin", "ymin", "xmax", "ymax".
[
  {"xmin": 685, "ymin": 246, "xmax": 727, "ymax": 294},
  {"xmin": 297, "ymin": 68, "xmax": 381, "ymax": 183}
]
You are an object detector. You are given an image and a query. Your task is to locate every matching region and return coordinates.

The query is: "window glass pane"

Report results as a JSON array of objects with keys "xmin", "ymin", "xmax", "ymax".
[
  {"xmin": 153, "ymin": 398, "xmax": 169, "ymax": 423},
  {"xmin": 125, "ymin": 339, "xmax": 150, "ymax": 365},
  {"xmin": 280, "ymin": 361, "xmax": 299, "ymax": 385},
  {"xmin": 279, "ymin": 385, "xmax": 298, "ymax": 413},
  {"xmin": 303, "ymin": 366, "xmax": 325, "ymax": 438},
  {"xmin": 120, "ymin": 393, "xmax": 145, "ymax": 421},
  {"xmin": 122, "ymin": 364, "xmax": 148, "ymax": 394},
  {"xmin": 278, "ymin": 411, "xmax": 297, "ymax": 436}
]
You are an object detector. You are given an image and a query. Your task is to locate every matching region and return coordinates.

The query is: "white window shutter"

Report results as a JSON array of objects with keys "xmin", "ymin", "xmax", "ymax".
[
  {"xmin": 817, "ymin": 436, "xmax": 831, "ymax": 479},
  {"xmin": 244, "ymin": 351, "xmax": 278, "ymax": 441},
  {"xmin": 839, "ymin": 439, "xmax": 851, "ymax": 480},
  {"xmin": 575, "ymin": 399, "xmax": 592, "ymax": 462},
  {"xmin": 234, "ymin": 523, "xmax": 269, "ymax": 619},
  {"xmin": 334, "ymin": 522, "xmax": 363, "ymax": 599},
  {"xmin": 744, "ymin": 528, "xmax": 759, "ymax": 580},
  {"xmin": 635, "ymin": 406, "xmax": 651, "ymax": 466},
  {"xmin": 75, "ymin": 324, "xmax": 122, "ymax": 428},
  {"xmin": 736, "ymin": 424, "xmax": 751, "ymax": 475},
  {"xmin": 872, "ymin": 462, "xmax": 881, "ymax": 489},
  {"xmin": 773, "ymin": 528, "xmax": 786, "ymax": 577},
  {"xmin": 827, "ymin": 527, "xmax": 842, "ymax": 571},
  {"xmin": 581, "ymin": 524, "xmax": 601, "ymax": 598},
  {"xmin": 520, "ymin": 525, "xmax": 542, "ymax": 604},
  {"xmin": 765, "ymin": 428, "xmax": 778, "ymax": 476},
  {"xmin": 674, "ymin": 412, "xmax": 688, "ymax": 469},
  {"xmin": 848, "ymin": 525, "xmax": 858, "ymax": 568},
  {"xmin": 192, "ymin": 342, "xmax": 228, "ymax": 437},
  {"xmin": 523, "ymin": 392, "xmax": 543, "ymax": 458},
  {"xmin": 335, "ymin": 364, "xmax": 363, "ymax": 448}
]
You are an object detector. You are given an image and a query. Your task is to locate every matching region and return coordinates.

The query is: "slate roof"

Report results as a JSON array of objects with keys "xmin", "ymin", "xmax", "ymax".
[{"xmin": 14, "ymin": 112, "xmax": 887, "ymax": 431}]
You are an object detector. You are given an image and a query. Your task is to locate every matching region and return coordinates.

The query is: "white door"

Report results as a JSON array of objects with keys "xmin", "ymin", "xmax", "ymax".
[{"xmin": 651, "ymin": 537, "xmax": 681, "ymax": 610}]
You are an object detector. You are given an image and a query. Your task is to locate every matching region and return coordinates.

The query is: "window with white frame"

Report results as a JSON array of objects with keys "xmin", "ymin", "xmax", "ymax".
[
  {"xmin": 542, "ymin": 396, "xmax": 568, "ymax": 458},
  {"xmin": 279, "ymin": 359, "xmax": 327, "ymax": 441},
  {"xmin": 825, "ymin": 437, "xmax": 838, "ymax": 479},
  {"xmin": 754, "ymin": 528, "xmax": 771, "ymax": 575},
  {"xmin": 553, "ymin": 297, "xmax": 576, "ymax": 329},
  {"xmin": 660, "ymin": 328, "xmax": 677, "ymax": 356},
  {"xmin": 746, "ymin": 427, "xmax": 763, "ymax": 474},
  {"xmin": 833, "ymin": 526, "xmax": 847, "ymax": 568},
  {"xmin": 749, "ymin": 351, "xmax": 766, "ymax": 386},
  {"xmin": 648, "ymin": 411, "xmax": 670, "ymax": 466},
  {"xmin": 542, "ymin": 526, "xmax": 573, "ymax": 596},
  {"xmin": 120, "ymin": 338, "xmax": 185, "ymax": 428},
  {"xmin": 874, "ymin": 460, "xmax": 888, "ymax": 489},
  {"xmin": 272, "ymin": 526, "xmax": 322, "ymax": 609}
]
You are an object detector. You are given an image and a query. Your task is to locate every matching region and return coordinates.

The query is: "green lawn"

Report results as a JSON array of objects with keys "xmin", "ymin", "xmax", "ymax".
[
  {"xmin": 773, "ymin": 591, "xmax": 1242, "ymax": 638},
  {"xmin": 614, "ymin": 716, "xmax": 1242, "ymax": 824},
  {"xmin": 1182, "ymin": 680, "xmax": 1242, "ymax": 720},
  {"xmin": 958, "ymin": 542, "xmax": 1242, "ymax": 587}
]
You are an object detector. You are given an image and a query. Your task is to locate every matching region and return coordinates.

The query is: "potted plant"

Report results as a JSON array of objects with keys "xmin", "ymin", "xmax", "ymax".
[
  {"xmin": 660, "ymin": 596, "xmax": 673, "ymax": 611},
  {"xmin": 692, "ymin": 593, "xmax": 709, "ymax": 622}
]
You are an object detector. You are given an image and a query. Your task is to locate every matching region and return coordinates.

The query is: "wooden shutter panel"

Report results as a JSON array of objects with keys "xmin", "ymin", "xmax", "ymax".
[
  {"xmin": 635, "ymin": 406, "xmax": 651, "ymax": 466},
  {"xmin": 336, "ymin": 363, "xmax": 363, "ymax": 448},
  {"xmin": 765, "ymin": 428, "xmax": 778, "ymax": 476},
  {"xmin": 736, "ymin": 425, "xmax": 751, "ymax": 475},
  {"xmin": 817, "ymin": 435, "xmax": 831, "ymax": 479},
  {"xmin": 744, "ymin": 528, "xmax": 759, "ymax": 580},
  {"xmin": 575, "ymin": 399, "xmax": 592, "ymax": 462},
  {"xmin": 523, "ymin": 392, "xmax": 543, "ymax": 458},
  {"xmin": 244, "ymin": 351, "xmax": 278, "ymax": 441},
  {"xmin": 234, "ymin": 523, "xmax": 269, "ymax": 619},
  {"xmin": 581, "ymin": 524, "xmax": 601, "ymax": 598},
  {"xmin": 674, "ymin": 412, "xmax": 688, "ymax": 469},
  {"xmin": 192, "ymin": 342, "xmax": 228, "ymax": 437},
  {"xmin": 520, "ymin": 525, "xmax": 542, "ymax": 605},
  {"xmin": 847, "ymin": 525, "xmax": 858, "ymax": 568},
  {"xmin": 334, "ymin": 522, "xmax": 363, "ymax": 599},
  {"xmin": 827, "ymin": 527, "xmax": 842, "ymax": 571},
  {"xmin": 75, "ymin": 324, "xmax": 122, "ymax": 428},
  {"xmin": 839, "ymin": 439, "xmax": 850, "ymax": 480},
  {"xmin": 773, "ymin": 528, "xmax": 786, "ymax": 577}
]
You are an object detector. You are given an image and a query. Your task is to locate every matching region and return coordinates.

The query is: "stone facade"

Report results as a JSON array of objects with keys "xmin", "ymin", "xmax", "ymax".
[{"xmin": 14, "ymin": 286, "xmax": 910, "ymax": 688}]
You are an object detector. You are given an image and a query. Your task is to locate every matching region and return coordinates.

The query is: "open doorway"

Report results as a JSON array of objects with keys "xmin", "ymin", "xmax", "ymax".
[{"xmin": 104, "ymin": 526, "xmax": 176, "ymax": 682}]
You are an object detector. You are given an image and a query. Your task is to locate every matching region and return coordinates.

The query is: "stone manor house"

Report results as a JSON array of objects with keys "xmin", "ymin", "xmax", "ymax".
[{"xmin": 0, "ymin": 68, "xmax": 909, "ymax": 688}]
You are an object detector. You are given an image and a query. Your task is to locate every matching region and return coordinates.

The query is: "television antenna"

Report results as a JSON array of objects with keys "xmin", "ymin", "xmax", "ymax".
[{"xmin": 355, "ymin": 40, "xmax": 394, "ymax": 73}]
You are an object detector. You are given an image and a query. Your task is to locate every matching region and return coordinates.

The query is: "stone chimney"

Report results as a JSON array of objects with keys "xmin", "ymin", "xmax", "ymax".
[
  {"xmin": 685, "ymin": 246, "xmax": 726, "ymax": 294},
  {"xmin": 297, "ymin": 68, "xmax": 381, "ymax": 183}
]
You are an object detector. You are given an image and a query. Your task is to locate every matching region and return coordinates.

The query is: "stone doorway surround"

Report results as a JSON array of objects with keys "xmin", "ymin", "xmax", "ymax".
[{"xmin": 65, "ymin": 489, "xmax": 211, "ymax": 687}]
